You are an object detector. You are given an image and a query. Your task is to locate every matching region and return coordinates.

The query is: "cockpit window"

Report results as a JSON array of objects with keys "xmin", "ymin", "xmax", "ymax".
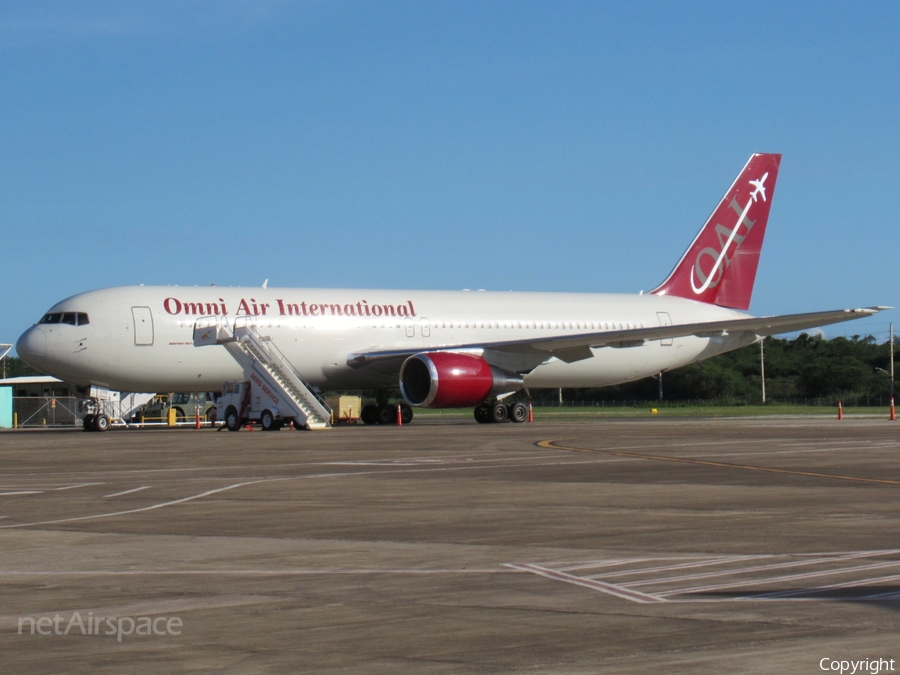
[{"xmin": 39, "ymin": 312, "xmax": 90, "ymax": 326}]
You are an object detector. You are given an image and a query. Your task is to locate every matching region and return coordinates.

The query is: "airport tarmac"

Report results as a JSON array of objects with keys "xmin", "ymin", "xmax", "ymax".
[{"xmin": 0, "ymin": 416, "xmax": 899, "ymax": 674}]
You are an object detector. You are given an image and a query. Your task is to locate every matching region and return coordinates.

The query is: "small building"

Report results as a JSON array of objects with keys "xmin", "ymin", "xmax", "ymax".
[
  {"xmin": 0, "ymin": 376, "xmax": 79, "ymax": 428},
  {"xmin": 0, "ymin": 375, "xmax": 75, "ymax": 398}
]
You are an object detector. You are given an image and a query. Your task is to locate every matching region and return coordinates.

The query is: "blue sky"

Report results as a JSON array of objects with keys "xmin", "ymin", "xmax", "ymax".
[{"xmin": 2, "ymin": 0, "xmax": 898, "ymax": 350}]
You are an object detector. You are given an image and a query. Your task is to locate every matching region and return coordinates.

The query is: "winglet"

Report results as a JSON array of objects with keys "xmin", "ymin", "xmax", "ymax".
[{"xmin": 651, "ymin": 153, "xmax": 782, "ymax": 310}]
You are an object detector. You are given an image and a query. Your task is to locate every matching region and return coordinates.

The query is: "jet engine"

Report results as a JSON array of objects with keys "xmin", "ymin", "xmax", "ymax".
[{"xmin": 399, "ymin": 352, "xmax": 524, "ymax": 408}]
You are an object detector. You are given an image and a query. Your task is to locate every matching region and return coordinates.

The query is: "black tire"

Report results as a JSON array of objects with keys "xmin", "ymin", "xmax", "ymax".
[
  {"xmin": 508, "ymin": 402, "xmax": 528, "ymax": 423},
  {"xmin": 399, "ymin": 403, "xmax": 413, "ymax": 425},
  {"xmin": 490, "ymin": 402, "xmax": 508, "ymax": 423},
  {"xmin": 376, "ymin": 403, "xmax": 395, "ymax": 425},
  {"xmin": 293, "ymin": 419, "xmax": 307, "ymax": 431},
  {"xmin": 260, "ymin": 409, "xmax": 277, "ymax": 431},
  {"xmin": 93, "ymin": 414, "xmax": 110, "ymax": 432},
  {"xmin": 474, "ymin": 405, "xmax": 491, "ymax": 424},
  {"xmin": 361, "ymin": 404, "xmax": 378, "ymax": 425},
  {"xmin": 83, "ymin": 414, "xmax": 95, "ymax": 432},
  {"xmin": 173, "ymin": 407, "xmax": 185, "ymax": 423},
  {"xmin": 224, "ymin": 406, "xmax": 241, "ymax": 432}
]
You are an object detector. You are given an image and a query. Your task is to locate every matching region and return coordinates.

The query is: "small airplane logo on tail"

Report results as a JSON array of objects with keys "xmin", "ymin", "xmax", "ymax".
[{"xmin": 749, "ymin": 172, "xmax": 769, "ymax": 202}]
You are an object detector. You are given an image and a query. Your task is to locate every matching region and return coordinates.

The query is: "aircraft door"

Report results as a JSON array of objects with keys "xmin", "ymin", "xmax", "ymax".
[
  {"xmin": 657, "ymin": 312, "xmax": 673, "ymax": 346},
  {"xmin": 132, "ymin": 307, "xmax": 154, "ymax": 346}
]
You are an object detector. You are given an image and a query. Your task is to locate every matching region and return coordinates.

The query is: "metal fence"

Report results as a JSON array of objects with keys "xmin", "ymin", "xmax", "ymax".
[{"xmin": 13, "ymin": 396, "xmax": 81, "ymax": 427}]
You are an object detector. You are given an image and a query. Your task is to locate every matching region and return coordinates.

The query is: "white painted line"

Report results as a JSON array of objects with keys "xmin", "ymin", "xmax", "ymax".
[
  {"xmin": 627, "ymin": 552, "xmax": 879, "ymax": 588},
  {"xmin": 54, "ymin": 482, "xmax": 105, "ymax": 491},
  {"xmin": 751, "ymin": 571, "xmax": 900, "ymax": 599},
  {"xmin": 558, "ymin": 559, "xmax": 645, "ymax": 572},
  {"xmin": 658, "ymin": 559, "xmax": 900, "ymax": 597},
  {"xmin": 508, "ymin": 563, "xmax": 665, "ymax": 604},
  {"xmin": 104, "ymin": 486, "xmax": 151, "ymax": 498},
  {"xmin": 0, "ymin": 491, "xmax": 42, "ymax": 496},
  {"xmin": 0, "ymin": 568, "xmax": 506, "ymax": 577},
  {"xmin": 593, "ymin": 556, "xmax": 765, "ymax": 580}
]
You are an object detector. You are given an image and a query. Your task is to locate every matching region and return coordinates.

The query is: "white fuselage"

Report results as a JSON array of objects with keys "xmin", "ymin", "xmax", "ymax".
[{"xmin": 17, "ymin": 285, "xmax": 755, "ymax": 393}]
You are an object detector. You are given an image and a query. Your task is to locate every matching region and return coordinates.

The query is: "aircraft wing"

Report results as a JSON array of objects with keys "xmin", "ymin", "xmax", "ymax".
[
  {"xmin": 521, "ymin": 306, "xmax": 890, "ymax": 363},
  {"xmin": 348, "ymin": 306, "xmax": 889, "ymax": 370}
]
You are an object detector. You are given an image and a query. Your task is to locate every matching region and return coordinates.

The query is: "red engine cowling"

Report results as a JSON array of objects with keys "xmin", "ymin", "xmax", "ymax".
[{"xmin": 400, "ymin": 352, "xmax": 523, "ymax": 408}]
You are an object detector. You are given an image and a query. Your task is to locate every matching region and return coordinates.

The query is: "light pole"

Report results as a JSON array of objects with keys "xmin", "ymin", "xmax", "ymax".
[
  {"xmin": 760, "ymin": 338, "xmax": 766, "ymax": 404},
  {"xmin": 876, "ymin": 323, "xmax": 895, "ymax": 401}
]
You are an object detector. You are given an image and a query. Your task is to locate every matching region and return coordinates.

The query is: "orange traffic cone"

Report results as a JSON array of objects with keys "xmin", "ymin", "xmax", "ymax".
[
  {"xmin": 890, "ymin": 397, "xmax": 896, "ymax": 421},
  {"xmin": 838, "ymin": 400, "xmax": 843, "ymax": 420}
]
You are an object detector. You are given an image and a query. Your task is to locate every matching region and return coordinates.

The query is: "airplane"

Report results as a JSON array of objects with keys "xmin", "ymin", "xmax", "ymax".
[
  {"xmin": 15, "ymin": 153, "xmax": 887, "ymax": 429},
  {"xmin": 749, "ymin": 173, "xmax": 768, "ymax": 203}
]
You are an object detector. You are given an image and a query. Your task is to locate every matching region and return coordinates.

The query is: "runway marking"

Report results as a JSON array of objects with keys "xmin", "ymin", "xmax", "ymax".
[
  {"xmin": 506, "ymin": 564, "xmax": 665, "ymax": 603},
  {"xmin": 0, "ymin": 491, "xmax": 43, "ymax": 496},
  {"xmin": 0, "ymin": 459, "xmax": 598, "ymax": 529},
  {"xmin": 587, "ymin": 555, "xmax": 768, "ymax": 579},
  {"xmin": 657, "ymin": 560, "xmax": 900, "ymax": 597},
  {"xmin": 749, "ymin": 572, "xmax": 900, "ymax": 600},
  {"xmin": 627, "ymin": 551, "xmax": 888, "ymax": 587},
  {"xmin": 514, "ymin": 551, "xmax": 900, "ymax": 604},
  {"xmin": 0, "ymin": 568, "xmax": 505, "ymax": 577},
  {"xmin": 0, "ymin": 479, "xmax": 284, "ymax": 529},
  {"xmin": 538, "ymin": 439, "xmax": 900, "ymax": 486},
  {"xmin": 54, "ymin": 482, "xmax": 105, "ymax": 491},
  {"xmin": 104, "ymin": 486, "xmax": 151, "ymax": 498}
]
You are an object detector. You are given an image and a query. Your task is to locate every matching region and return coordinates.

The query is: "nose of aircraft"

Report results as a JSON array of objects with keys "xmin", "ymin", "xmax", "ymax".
[{"xmin": 16, "ymin": 326, "xmax": 46, "ymax": 369}]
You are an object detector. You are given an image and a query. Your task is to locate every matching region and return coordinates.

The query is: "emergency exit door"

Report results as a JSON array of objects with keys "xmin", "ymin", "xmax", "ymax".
[
  {"xmin": 132, "ymin": 307, "xmax": 154, "ymax": 346},
  {"xmin": 657, "ymin": 311, "xmax": 673, "ymax": 346}
]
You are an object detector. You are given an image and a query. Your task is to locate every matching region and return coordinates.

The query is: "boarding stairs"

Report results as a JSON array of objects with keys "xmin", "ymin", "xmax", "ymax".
[{"xmin": 193, "ymin": 317, "xmax": 332, "ymax": 430}]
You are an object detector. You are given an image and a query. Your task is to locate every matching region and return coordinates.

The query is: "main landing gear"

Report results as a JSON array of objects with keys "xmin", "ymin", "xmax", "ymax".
[
  {"xmin": 474, "ymin": 401, "xmax": 529, "ymax": 424},
  {"xmin": 361, "ymin": 401, "xmax": 414, "ymax": 426}
]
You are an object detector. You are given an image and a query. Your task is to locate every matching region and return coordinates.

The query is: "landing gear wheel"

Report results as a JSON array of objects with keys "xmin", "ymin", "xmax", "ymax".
[
  {"xmin": 508, "ymin": 402, "xmax": 528, "ymax": 423},
  {"xmin": 376, "ymin": 404, "xmax": 395, "ymax": 425},
  {"xmin": 361, "ymin": 404, "xmax": 378, "ymax": 425},
  {"xmin": 82, "ymin": 414, "xmax": 95, "ymax": 432},
  {"xmin": 260, "ymin": 409, "xmax": 278, "ymax": 431},
  {"xmin": 224, "ymin": 406, "xmax": 241, "ymax": 432},
  {"xmin": 490, "ymin": 402, "xmax": 508, "ymax": 423},
  {"xmin": 93, "ymin": 414, "xmax": 110, "ymax": 432},
  {"xmin": 399, "ymin": 403, "xmax": 413, "ymax": 425},
  {"xmin": 474, "ymin": 405, "xmax": 491, "ymax": 424}
]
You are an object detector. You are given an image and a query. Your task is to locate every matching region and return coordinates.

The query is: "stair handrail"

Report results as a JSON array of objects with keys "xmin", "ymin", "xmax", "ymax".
[{"xmin": 230, "ymin": 318, "xmax": 332, "ymax": 422}]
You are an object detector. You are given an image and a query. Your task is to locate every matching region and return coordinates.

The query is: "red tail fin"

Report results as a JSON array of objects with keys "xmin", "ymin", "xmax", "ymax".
[{"xmin": 651, "ymin": 153, "xmax": 781, "ymax": 310}]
